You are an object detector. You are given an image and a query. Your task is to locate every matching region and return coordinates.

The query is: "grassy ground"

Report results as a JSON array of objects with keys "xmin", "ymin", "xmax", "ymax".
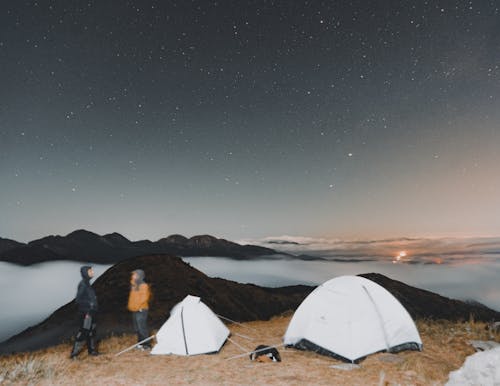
[{"xmin": 1, "ymin": 316, "xmax": 497, "ymax": 386}]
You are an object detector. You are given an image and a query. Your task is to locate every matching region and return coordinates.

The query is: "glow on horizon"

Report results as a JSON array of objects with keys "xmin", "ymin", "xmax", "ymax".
[{"xmin": 393, "ymin": 251, "xmax": 408, "ymax": 264}]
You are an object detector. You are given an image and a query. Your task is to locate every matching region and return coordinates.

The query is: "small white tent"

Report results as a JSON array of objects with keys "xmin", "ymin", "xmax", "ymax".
[
  {"xmin": 151, "ymin": 295, "xmax": 229, "ymax": 356},
  {"xmin": 283, "ymin": 275, "xmax": 422, "ymax": 363}
]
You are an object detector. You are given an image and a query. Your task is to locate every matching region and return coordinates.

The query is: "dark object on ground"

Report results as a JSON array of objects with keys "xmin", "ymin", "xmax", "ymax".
[{"xmin": 250, "ymin": 345, "xmax": 282, "ymax": 362}]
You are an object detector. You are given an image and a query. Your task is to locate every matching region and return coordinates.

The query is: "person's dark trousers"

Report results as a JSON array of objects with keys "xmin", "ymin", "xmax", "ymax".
[
  {"xmin": 132, "ymin": 309, "xmax": 150, "ymax": 347},
  {"xmin": 70, "ymin": 312, "xmax": 98, "ymax": 358}
]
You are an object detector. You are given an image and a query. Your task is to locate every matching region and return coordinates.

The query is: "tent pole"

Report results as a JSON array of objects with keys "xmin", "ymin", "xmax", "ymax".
[{"xmin": 115, "ymin": 335, "xmax": 155, "ymax": 357}]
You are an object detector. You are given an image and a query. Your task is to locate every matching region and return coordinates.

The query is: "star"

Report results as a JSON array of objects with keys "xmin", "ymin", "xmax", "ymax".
[{"xmin": 1, "ymin": 0, "xmax": 499, "ymax": 244}]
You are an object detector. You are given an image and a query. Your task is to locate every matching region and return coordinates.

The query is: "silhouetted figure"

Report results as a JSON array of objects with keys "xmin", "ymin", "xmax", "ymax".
[
  {"xmin": 128, "ymin": 269, "xmax": 151, "ymax": 350},
  {"xmin": 70, "ymin": 265, "xmax": 99, "ymax": 358}
]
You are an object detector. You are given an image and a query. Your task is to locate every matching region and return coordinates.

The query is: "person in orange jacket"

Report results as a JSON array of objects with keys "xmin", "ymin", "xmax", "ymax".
[{"xmin": 127, "ymin": 269, "xmax": 151, "ymax": 350}]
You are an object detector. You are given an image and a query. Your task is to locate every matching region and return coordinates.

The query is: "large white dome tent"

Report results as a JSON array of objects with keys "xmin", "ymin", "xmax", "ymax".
[
  {"xmin": 151, "ymin": 295, "xmax": 230, "ymax": 356},
  {"xmin": 283, "ymin": 275, "xmax": 422, "ymax": 363}
]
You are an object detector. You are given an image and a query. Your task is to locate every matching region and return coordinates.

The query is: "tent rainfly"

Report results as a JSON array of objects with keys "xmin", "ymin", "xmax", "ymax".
[
  {"xmin": 283, "ymin": 275, "xmax": 422, "ymax": 363},
  {"xmin": 151, "ymin": 295, "xmax": 229, "ymax": 356}
]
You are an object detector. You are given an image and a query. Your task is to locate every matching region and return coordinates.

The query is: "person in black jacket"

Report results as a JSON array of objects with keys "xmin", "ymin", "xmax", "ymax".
[{"xmin": 70, "ymin": 265, "xmax": 99, "ymax": 358}]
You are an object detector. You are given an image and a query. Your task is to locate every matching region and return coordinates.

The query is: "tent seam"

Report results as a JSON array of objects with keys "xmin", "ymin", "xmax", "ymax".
[
  {"xmin": 180, "ymin": 306, "xmax": 189, "ymax": 355},
  {"xmin": 362, "ymin": 285, "xmax": 390, "ymax": 351}
]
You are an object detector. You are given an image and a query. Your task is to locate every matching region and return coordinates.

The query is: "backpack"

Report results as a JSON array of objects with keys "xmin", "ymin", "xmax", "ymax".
[{"xmin": 249, "ymin": 345, "xmax": 282, "ymax": 362}]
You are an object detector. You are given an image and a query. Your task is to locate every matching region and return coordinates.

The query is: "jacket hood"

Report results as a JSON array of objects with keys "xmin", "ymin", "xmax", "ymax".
[
  {"xmin": 133, "ymin": 269, "xmax": 145, "ymax": 281},
  {"xmin": 132, "ymin": 269, "xmax": 145, "ymax": 287},
  {"xmin": 80, "ymin": 266, "xmax": 92, "ymax": 281}
]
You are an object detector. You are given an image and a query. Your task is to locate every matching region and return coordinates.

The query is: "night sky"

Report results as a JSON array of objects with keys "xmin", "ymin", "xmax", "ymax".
[{"xmin": 1, "ymin": 1, "xmax": 499, "ymax": 242}]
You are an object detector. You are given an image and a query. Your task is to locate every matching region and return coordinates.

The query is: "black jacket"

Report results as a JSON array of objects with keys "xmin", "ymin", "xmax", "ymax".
[{"xmin": 75, "ymin": 266, "xmax": 98, "ymax": 313}]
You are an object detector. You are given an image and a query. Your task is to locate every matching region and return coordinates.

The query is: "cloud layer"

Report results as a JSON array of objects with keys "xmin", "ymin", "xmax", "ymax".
[{"xmin": 239, "ymin": 236, "xmax": 500, "ymax": 265}]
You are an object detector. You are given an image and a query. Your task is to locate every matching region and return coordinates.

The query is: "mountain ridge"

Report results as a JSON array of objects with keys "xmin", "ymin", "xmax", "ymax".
[
  {"xmin": 0, "ymin": 238, "xmax": 25, "ymax": 254},
  {"xmin": 0, "ymin": 229, "xmax": 279, "ymax": 265}
]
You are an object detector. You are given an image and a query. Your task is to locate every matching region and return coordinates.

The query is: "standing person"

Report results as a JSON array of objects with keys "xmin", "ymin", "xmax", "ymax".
[
  {"xmin": 70, "ymin": 265, "xmax": 99, "ymax": 359},
  {"xmin": 127, "ymin": 269, "xmax": 151, "ymax": 350}
]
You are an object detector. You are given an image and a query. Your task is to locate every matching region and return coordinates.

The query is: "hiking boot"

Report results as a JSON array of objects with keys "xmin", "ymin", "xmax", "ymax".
[
  {"xmin": 70, "ymin": 341, "xmax": 84, "ymax": 359},
  {"xmin": 87, "ymin": 337, "xmax": 99, "ymax": 356}
]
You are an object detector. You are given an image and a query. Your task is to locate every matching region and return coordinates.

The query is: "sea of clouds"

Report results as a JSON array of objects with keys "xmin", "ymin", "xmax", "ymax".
[{"xmin": 238, "ymin": 236, "xmax": 500, "ymax": 265}]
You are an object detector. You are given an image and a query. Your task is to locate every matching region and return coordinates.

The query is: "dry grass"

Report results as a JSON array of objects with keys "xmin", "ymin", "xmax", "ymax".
[{"xmin": 1, "ymin": 317, "xmax": 497, "ymax": 386}]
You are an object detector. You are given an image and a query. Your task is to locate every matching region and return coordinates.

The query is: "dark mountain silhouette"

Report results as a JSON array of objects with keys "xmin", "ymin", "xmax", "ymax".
[
  {"xmin": 0, "ymin": 238, "xmax": 25, "ymax": 254},
  {"xmin": 0, "ymin": 244, "xmax": 63, "ymax": 263},
  {"xmin": 157, "ymin": 234, "xmax": 189, "ymax": 245},
  {"xmin": 102, "ymin": 232, "xmax": 133, "ymax": 247},
  {"xmin": 266, "ymin": 240, "xmax": 301, "ymax": 245},
  {"xmin": 1, "ymin": 255, "xmax": 498, "ymax": 355},
  {"xmin": 0, "ymin": 230, "xmax": 278, "ymax": 265},
  {"xmin": 360, "ymin": 273, "xmax": 499, "ymax": 321}
]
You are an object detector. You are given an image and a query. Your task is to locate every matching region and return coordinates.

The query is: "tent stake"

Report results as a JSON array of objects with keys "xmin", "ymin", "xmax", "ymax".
[{"xmin": 115, "ymin": 335, "xmax": 155, "ymax": 357}]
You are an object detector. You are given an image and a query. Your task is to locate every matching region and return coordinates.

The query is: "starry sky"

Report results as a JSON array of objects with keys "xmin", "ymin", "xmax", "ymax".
[{"xmin": 1, "ymin": 1, "xmax": 499, "ymax": 243}]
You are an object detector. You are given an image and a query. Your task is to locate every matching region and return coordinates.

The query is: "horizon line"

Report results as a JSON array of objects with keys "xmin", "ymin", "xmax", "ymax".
[{"xmin": 2, "ymin": 228, "xmax": 500, "ymax": 244}]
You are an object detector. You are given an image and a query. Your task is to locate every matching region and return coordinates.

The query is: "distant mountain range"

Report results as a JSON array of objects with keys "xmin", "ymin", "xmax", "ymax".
[
  {"xmin": 0, "ymin": 230, "xmax": 280, "ymax": 265},
  {"xmin": 1, "ymin": 254, "xmax": 498, "ymax": 354}
]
